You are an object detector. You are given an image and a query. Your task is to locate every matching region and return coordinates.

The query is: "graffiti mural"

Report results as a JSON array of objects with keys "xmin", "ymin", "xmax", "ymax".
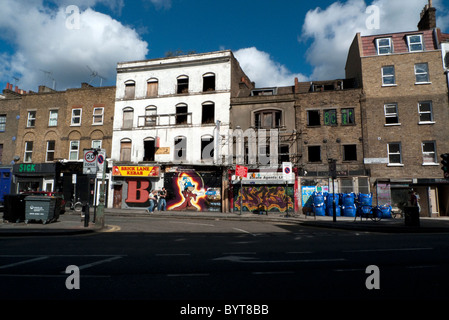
[
  {"xmin": 165, "ymin": 170, "xmax": 222, "ymax": 212},
  {"xmin": 234, "ymin": 185, "xmax": 294, "ymax": 213}
]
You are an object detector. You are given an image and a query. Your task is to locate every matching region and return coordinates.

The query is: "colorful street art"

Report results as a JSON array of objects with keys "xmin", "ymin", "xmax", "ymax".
[
  {"xmin": 165, "ymin": 170, "xmax": 222, "ymax": 212},
  {"xmin": 234, "ymin": 185, "xmax": 294, "ymax": 213}
]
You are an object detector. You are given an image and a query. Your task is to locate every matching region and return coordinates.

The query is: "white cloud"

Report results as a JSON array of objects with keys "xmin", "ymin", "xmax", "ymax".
[
  {"xmin": 301, "ymin": 0, "xmax": 449, "ymax": 80},
  {"xmin": 145, "ymin": 0, "xmax": 172, "ymax": 10},
  {"xmin": 0, "ymin": 0, "xmax": 148, "ymax": 91},
  {"xmin": 234, "ymin": 47, "xmax": 308, "ymax": 88}
]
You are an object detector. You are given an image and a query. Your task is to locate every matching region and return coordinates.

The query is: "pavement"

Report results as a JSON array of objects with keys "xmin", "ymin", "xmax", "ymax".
[{"xmin": 2, "ymin": 207, "xmax": 449, "ymax": 236}]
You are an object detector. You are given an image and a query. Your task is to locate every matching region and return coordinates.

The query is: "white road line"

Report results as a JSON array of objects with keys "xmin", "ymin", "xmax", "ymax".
[
  {"xmin": 75, "ymin": 255, "xmax": 124, "ymax": 271},
  {"xmin": 232, "ymin": 228, "xmax": 257, "ymax": 236},
  {"xmin": 0, "ymin": 256, "xmax": 49, "ymax": 270},
  {"xmin": 344, "ymin": 248, "xmax": 433, "ymax": 253},
  {"xmin": 167, "ymin": 273, "xmax": 209, "ymax": 277}
]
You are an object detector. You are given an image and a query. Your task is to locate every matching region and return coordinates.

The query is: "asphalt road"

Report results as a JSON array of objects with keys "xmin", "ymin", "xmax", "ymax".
[{"xmin": 1, "ymin": 215, "xmax": 449, "ymax": 315}]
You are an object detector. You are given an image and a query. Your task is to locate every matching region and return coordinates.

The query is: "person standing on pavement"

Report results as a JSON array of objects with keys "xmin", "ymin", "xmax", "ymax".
[
  {"xmin": 147, "ymin": 190, "xmax": 157, "ymax": 213},
  {"xmin": 158, "ymin": 187, "xmax": 167, "ymax": 211}
]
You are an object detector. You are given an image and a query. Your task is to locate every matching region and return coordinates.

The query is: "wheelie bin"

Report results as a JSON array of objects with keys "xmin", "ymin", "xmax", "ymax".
[
  {"xmin": 25, "ymin": 196, "xmax": 58, "ymax": 224},
  {"xmin": 3, "ymin": 194, "xmax": 27, "ymax": 223}
]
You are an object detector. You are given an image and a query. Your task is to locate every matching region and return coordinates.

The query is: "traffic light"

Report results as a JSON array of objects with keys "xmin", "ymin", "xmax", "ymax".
[
  {"xmin": 328, "ymin": 159, "xmax": 337, "ymax": 179},
  {"xmin": 441, "ymin": 153, "xmax": 449, "ymax": 179}
]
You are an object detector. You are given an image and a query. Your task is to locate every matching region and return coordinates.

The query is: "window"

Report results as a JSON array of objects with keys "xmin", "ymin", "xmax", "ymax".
[
  {"xmin": 71, "ymin": 108, "xmax": 82, "ymax": 126},
  {"xmin": 418, "ymin": 101, "xmax": 434, "ymax": 123},
  {"xmin": 415, "ymin": 63, "xmax": 430, "ymax": 83},
  {"xmin": 343, "ymin": 145, "xmax": 357, "ymax": 161},
  {"xmin": 177, "ymin": 76, "xmax": 189, "ymax": 94},
  {"xmin": 202, "ymin": 102, "xmax": 215, "ymax": 124},
  {"xmin": 27, "ymin": 111, "xmax": 36, "ymax": 127},
  {"xmin": 46, "ymin": 140, "xmax": 55, "ymax": 162},
  {"xmin": 388, "ymin": 143, "xmax": 402, "ymax": 165},
  {"xmin": 382, "ymin": 66, "xmax": 395, "ymax": 85},
  {"xmin": 147, "ymin": 79, "xmax": 158, "ymax": 97},
  {"xmin": 69, "ymin": 141, "xmax": 80, "ymax": 160},
  {"xmin": 254, "ymin": 110, "xmax": 282, "ymax": 129},
  {"xmin": 422, "ymin": 141, "xmax": 437, "ymax": 164},
  {"xmin": 340, "ymin": 179, "xmax": 354, "ymax": 194},
  {"xmin": 308, "ymin": 146, "xmax": 321, "ymax": 162},
  {"xmin": 92, "ymin": 107, "xmax": 104, "ymax": 125},
  {"xmin": 384, "ymin": 103, "xmax": 399, "ymax": 125},
  {"xmin": 201, "ymin": 135, "xmax": 214, "ymax": 160},
  {"xmin": 120, "ymin": 139, "xmax": 132, "ymax": 162},
  {"xmin": 143, "ymin": 138, "xmax": 155, "ymax": 162},
  {"xmin": 0, "ymin": 115, "xmax": 6, "ymax": 132},
  {"xmin": 278, "ymin": 144, "xmax": 290, "ymax": 163},
  {"xmin": 176, "ymin": 104, "xmax": 188, "ymax": 125},
  {"xmin": 122, "ymin": 107, "xmax": 134, "ymax": 129},
  {"xmin": 376, "ymin": 38, "xmax": 392, "ymax": 55},
  {"xmin": 307, "ymin": 110, "xmax": 320, "ymax": 126},
  {"xmin": 24, "ymin": 141, "xmax": 33, "ymax": 163},
  {"xmin": 92, "ymin": 140, "xmax": 102, "ymax": 149},
  {"xmin": 174, "ymin": 136, "xmax": 186, "ymax": 161},
  {"xmin": 324, "ymin": 109, "xmax": 337, "ymax": 126},
  {"xmin": 407, "ymin": 34, "xmax": 423, "ymax": 52},
  {"xmin": 124, "ymin": 81, "xmax": 135, "ymax": 99},
  {"xmin": 358, "ymin": 177, "xmax": 370, "ymax": 194},
  {"xmin": 145, "ymin": 106, "xmax": 157, "ymax": 127},
  {"xmin": 203, "ymin": 73, "xmax": 215, "ymax": 92},
  {"xmin": 48, "ymin": 110, "xmax": 58, "ymax": 127},
  {"xmin": 341, "ymin": 108, "xmax": 355, "ymax": 125}
]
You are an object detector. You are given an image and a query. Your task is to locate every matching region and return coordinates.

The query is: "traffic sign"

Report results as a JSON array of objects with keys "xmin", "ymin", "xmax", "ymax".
[
  {"xmin": 282, "ymin": 162, "xmax": 292, "ymax": 180},
  {"xmin": 235, "ymin": 165, "xmax": 248, "ymax": 178},
  {"xmin": 83, "ymin": 149, "xmax": 97, "ymax": 174}
]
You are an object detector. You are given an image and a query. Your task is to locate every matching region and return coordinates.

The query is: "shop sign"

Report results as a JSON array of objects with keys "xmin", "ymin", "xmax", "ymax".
[
  {"xmin": 18, "ymin": 164, "xmax": 36, "ymax": 173},
  {"xmin": 112, "ymin": 166, "xmax": 159, "ymax": 177}
]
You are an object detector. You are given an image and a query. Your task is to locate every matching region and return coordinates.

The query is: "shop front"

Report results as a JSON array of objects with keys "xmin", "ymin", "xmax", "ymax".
[
  {"xmin": 230, "ymin": 169, "xmax": 297, "ymax": 214},
  {"xmin": 13, "ymin": 163, "xmax": 57, "ymax": 193},
  {"xmin": 111, "ymin": 165, "xmax": 161, "ymax": 209}
]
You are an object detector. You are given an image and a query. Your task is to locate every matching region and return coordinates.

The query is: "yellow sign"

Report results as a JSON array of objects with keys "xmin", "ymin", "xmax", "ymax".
[
  {"xmin": 112, "ymin": 166, "xmax": 160, "ymax": 177},
  {"xmin": 155, "ymin": 147, "xmax": 170, "ymax": 155}
]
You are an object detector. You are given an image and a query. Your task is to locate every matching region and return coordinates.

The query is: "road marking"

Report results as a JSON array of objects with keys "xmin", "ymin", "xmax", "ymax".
[
  {"xmin": 344, "ymin": 248, "xmax": 433, "ymax": 253},
  {"xmin": 213, "ymin": 255, "xmax": 346, "ymax": 263},
  {"xmin": 232, "ymin": 228, "xmax": 257, "ymax": 236},
  {"xmin": 74, "ymin": 255, "xmax": 124, "ymax": 271},
  {"xmin": 156, "ymin": 253, "xmax": 191, "ymax": 256},
  {"xmin": 167, "ymin": 273, "xmax": 209, "ymax": 277},
  {"xmin": 252, "ymin": 271, "xmax": 294, "ymax": 275},
  {"xmin": 0, "ymin": 256, "xmax": 49, "ymax": 270}
]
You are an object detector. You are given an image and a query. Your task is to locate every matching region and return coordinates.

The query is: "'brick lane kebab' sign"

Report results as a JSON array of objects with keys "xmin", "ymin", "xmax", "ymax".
[{"xmin": 112, "ymin": 166, "xmax": 160, "ymax": 177}]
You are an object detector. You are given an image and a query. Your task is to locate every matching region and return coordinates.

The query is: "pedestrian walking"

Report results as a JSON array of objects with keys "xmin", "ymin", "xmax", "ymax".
[
  {"xmin": 147, "ymin": 190, "xmax": 157, "ymax": 213},
  {"xmin": 158, "ymin": 187, "xmax": 167, "ymax": 211}
]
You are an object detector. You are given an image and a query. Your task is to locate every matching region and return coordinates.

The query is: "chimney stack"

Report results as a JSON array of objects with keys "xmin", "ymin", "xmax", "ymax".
[{"xmin": 418, "ymin": 0, "xmax": 437, "ymax": 30}]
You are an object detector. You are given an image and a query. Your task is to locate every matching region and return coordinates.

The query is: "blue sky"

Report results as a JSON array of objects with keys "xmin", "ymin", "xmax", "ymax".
[{"xmin": 0, "ymin": 0, "xmax": 448, "ymax": 92}]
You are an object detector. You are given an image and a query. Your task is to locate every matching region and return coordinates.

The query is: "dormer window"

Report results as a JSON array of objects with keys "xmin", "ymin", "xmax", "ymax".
[
  {"xmin": 376, "ymin": 38, "xmax": 392, "ymax": 55},
  {"xmin": 407, "ymin": 34, "xmax": 424, "ymax": 52}
]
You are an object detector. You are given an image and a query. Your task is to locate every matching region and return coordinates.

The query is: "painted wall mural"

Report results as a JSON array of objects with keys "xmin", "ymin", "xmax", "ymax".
[
  {"xmin": 165, "ymin": 170, "xmax": 222, "ymax": 212},
  {"xmin": 234, "ymin": 185, "xmax": 294, "ymax": 213}
]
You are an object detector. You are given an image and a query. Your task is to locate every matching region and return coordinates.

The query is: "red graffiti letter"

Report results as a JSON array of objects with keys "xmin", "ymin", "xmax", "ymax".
[{"xmin": 126, "ymin": 179, "xmax": 150, "ymax": 203}]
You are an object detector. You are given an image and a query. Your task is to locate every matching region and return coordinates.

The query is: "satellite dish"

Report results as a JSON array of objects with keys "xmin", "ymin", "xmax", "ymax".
[{"xmin": 86, "ymin": 65, "xmax": 107, "ymax": 87}]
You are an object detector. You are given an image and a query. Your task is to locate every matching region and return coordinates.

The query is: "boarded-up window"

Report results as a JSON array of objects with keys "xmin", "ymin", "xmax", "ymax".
[
  {"xmin": 147, "ymin": 79, "xmax": 158, "ymax": 97},
  {"xmin": 125, "ymin": 82, "xmax": 135, "ymax": 99},
  {"xmin": 120, "ymin": 140, "xmax": 132, "ymax": 162},
  {"xmin": 123, "ymin": 108, "xmax": 133, "ymax": 129}
]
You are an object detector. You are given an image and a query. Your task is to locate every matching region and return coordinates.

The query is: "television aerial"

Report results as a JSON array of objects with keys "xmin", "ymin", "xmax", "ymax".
[
  {"xmin": 39, "ymin": 70, "xmax": 56, "ymax": 90},
  {"xmin": 86, "ymin": 65, "xmax": 107, "ymax": 87}
]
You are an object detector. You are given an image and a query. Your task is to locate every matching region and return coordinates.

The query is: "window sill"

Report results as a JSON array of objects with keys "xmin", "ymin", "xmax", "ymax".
[
  {"xmin": 422, "ymin": 163, "xmax": 439, "ymax": 166},
  {"xmin": 385, "ymin": 123, "xmax": 401, "ymax": 126},
  {"xmin": 415, "ymin": 82, "xmax": 432, "ymax": 85},
  {"xmin": 382, "ymin": 84, "xmax": 397, "ymax": 87},
  {"xmin": 418, "ymin": 121, "xmax": 435, "ymax": 125},
  {"xmin": 387, "ymin": 163, "xmax": 404, "ymax": 167}
]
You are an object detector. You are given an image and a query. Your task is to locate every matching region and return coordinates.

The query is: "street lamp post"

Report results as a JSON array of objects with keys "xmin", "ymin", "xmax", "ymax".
[{"xmin": 328, "ymin": 159, "xmax": 337, "ymax": 222}]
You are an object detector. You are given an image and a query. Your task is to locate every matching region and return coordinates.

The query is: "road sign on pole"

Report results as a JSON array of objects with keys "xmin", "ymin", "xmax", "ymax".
[{"xmin": 83, "ymin": 149, "xmax": 97, "ymax": 174}]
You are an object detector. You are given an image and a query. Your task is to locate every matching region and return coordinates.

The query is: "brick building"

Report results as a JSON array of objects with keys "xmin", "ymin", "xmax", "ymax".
[
  {"xmin": 12, "ymin": 83, "xmax": 116, "ymax": 207},
  {"xmin": 0, "ymin": 84, "xmax": 25, "ymax": 202},
  {"xmin": 294, "ymin": 78, "xmax": 368, "ymax": 212},
  {"xmin": 345, "ymin": 2, "xmax": 449, "ymax": 216}
]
